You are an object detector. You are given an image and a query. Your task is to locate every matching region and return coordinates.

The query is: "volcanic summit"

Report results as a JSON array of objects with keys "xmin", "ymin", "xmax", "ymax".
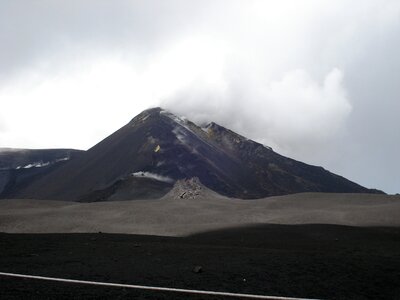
[{"xmin": 1, "ymin": 107, "xmax": 381, "ymax": 201}]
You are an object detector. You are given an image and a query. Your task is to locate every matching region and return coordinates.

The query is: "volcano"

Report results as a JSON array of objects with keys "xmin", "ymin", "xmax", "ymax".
[{"xmin": 2, "ymin": 107, "xmax": 381, "ymax": 201}]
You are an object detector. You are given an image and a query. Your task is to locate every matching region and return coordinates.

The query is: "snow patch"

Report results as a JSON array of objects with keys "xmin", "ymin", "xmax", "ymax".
[
  {"xmin": 141, "ymin": 114, "xmax": 150, "ymax": 122},
  {"xmin": 0, "ymin": 148, "xmax": 28, "ymax": 153},
  {"xmin": 156, "ymin": 161, "xmax": 165, "ymax": 167},
  {"xmin": 131, "ymin": 171, "xmax": 174, "ymax": 183},
  {"xmin": 55, "ymin": 157, "xmax": 70, "ymax": 162},
  {"xmin": 160, "ymin": 110, "xmax": 193, "ymax": 132},
  {"xmin": 16, "ymin": 161, "xmax": 50, "ymax": 169},
  {"xmin": 15, "ymin": 157, "xmax": 70, "ymax": 169},
  {"xmin": 172, "ymin": 126, "xmax": 188, "ymax": 145}
]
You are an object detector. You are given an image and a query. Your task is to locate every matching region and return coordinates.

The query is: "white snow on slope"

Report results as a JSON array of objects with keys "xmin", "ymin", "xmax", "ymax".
[
  {"xmin": 131, "ymin": 171, "xmax": 174, "ymax": 183},
  {"xmin": 16, "ymin": 162, "xmax": 50, "ymax": 169},
  {"xmin": 160, "ymin": 110, "xmax": 193, "ymax": 132},
  {"xmin": 55, "ymin": 157, "xmax": 70, "ymax": 162},
  {"xmin": 0, "ymin": 148, "xmax": 28, "ymax": 153},
  {"xmin": 160, "ymin": 110, "xmax": 195, "ymax": 147},
  {"xmin": 172, "ymin": 126, "xmax": 188, "ymax": 145},
  {"xmin": 15, "ymin": 157, "xmax": 70, "ymax": 170}
]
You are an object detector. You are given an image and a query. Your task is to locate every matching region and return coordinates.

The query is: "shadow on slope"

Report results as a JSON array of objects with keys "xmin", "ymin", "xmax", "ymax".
[{"xmin": 0, "ymin": 224, "xmax": 399, "ymax": 299}]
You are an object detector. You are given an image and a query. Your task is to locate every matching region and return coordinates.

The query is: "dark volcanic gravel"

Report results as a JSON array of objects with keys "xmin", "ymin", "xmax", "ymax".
[{"xmin": 0, "ymin": 224, "xmax": 399, "ymax": 299}]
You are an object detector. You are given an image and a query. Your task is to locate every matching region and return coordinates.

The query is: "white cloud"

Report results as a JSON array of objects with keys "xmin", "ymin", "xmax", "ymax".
[
  {"xmin": 0, "ymin": 36, "xmax": 228, "ymax": 149},
  {"xmin": 161, "ymin": 68, "xmax": 351, "ymax": 159}
]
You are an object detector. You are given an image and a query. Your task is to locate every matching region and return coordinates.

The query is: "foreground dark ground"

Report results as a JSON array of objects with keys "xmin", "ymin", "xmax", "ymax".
[{"xmin": 0, "ymin": 224, "xmax": 399, "ymax": 300}]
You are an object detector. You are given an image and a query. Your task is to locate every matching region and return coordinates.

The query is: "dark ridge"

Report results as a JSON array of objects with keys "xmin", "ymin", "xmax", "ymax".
[{"xmin": 0, "ymin": 149, "xmax": 84, "ymax": 197}]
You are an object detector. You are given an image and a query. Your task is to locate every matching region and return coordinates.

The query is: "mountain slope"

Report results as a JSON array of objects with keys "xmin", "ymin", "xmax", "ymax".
[
  {"xmin": 7, "ymin": 108, "xmax": 381, "ymax": 201},
  {"xmin": 0, "ymin": 148, "xmax": 83, "ymax": 197}
]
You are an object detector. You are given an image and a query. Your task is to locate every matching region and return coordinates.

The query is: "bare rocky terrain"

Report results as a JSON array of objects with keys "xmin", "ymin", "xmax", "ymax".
[
  {"xmin": 1, "ymin": 224, "xmax": 400, "ymax": 300},
  {"xmin": 1, "ymin": 183, "xmax": 399, "ymax": 300},
  {"xmin": 1, "ymin": 183, "xmax": 399, "ymax": 236}
]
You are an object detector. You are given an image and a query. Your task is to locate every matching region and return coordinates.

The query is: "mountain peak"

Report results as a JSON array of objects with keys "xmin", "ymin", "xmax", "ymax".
[
  {"xmin": 128, "ymin": 107, "xmax": 191, "ymax": 128},
  {"xmin": 128, "ymin": 107, "xmax": 163, "ymax": 124},
  {"xmin": 5, "ymin": 108, "xmax": 383, "ymax": 201},
  {"xmin": 142, "ymin": 106, "xmax": 164, "ymax": 114}
]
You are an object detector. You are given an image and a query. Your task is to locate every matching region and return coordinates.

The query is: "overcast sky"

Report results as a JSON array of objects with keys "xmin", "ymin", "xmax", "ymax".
[{"xmin": 0, "ymin": 0, "xmax": 399, "ymax": 194}]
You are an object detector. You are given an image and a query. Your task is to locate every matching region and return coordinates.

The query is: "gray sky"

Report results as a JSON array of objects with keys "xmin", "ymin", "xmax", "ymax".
[{"xmin": 0, "ymin": 0, "xmax": 399, "ymax": 194}]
